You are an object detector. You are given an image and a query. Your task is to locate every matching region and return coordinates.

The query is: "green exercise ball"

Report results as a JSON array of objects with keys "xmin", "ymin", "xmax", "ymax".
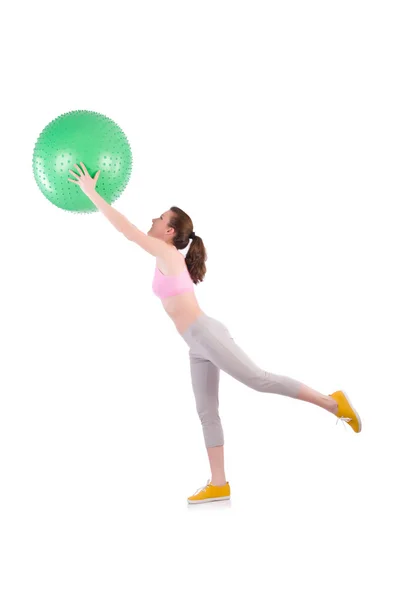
[{"xmin": 32, "ymin": 110, "xmax": 133, "ymax": 213}]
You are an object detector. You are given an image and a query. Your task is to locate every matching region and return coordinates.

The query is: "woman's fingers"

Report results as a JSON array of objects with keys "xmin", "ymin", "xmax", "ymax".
[
  {"xmin": 80, "ymin": 162, "xmax": 89, "ymax": 175},
  {"xmin": 69, "ymin": 169, "xmax": 79, "ymax": 180},
  {"xmin": 74, "ymin": 164, "xmax": 84, "ymax": 176},
  {"xmin": 68, "ymin": 178, "xmax": 80, "ymax": 185}
]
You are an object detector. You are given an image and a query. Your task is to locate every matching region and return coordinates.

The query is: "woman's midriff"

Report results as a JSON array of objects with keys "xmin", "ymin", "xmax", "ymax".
[{"xmin": 160, "ymin": 292, "xmax": 205, "ymax": 335}]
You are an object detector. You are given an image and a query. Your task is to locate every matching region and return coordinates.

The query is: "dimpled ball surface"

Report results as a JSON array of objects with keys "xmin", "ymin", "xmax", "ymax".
[{"xmin": 32, "ymin": 110, "xmax": 133, "ymax": 212}]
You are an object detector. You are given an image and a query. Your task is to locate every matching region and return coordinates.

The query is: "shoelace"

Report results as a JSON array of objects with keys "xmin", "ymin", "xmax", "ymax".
[
  {"xmin": 193, "ymin": 479, "xmax": 211, "ymax": 496},
  {"xmin": 336, "ymin": 415, "xmax": 352, "ymax": 430}
]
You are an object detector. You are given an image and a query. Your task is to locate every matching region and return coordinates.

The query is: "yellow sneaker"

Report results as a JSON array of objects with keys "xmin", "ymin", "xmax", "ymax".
[
  {"xmin": 187, "ymin": 479, "xmax": 231, "ymax": 504},
  {"xmin": 329, "ymin": 389, "xmax": 362, "ymax": 433}
]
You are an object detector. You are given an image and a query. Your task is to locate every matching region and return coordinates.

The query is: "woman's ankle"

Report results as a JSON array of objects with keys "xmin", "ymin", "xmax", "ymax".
[{"xmin": 211, "ymin": 479, "xmax": 227, "ymax": 486}]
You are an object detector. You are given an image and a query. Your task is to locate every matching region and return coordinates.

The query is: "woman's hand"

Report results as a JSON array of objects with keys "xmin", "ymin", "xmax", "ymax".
[{"xmin": 68, "ymin": 162, "xmax": 100, "ymax": 197}]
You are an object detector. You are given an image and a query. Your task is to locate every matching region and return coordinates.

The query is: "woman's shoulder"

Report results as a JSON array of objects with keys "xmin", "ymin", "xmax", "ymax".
[{"xmin": 156, "ymin": 249, "xmax": 186, "ymax": 276}]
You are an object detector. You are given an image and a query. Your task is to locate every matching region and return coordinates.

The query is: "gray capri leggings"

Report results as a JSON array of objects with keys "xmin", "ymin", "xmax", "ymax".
[{"xmin": 181, "ymin": 313, "xmax": 303, "ymax": 448}]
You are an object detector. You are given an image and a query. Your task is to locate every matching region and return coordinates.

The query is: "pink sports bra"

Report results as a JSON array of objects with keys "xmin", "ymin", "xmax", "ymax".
[{"xmin": 152, "ymin": 264, "xmax": 194, "ymax": 299}]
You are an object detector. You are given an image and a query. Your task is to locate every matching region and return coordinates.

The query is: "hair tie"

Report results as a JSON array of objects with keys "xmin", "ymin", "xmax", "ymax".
[{"xmin": 190, "ymin": 231, "xmax": 196, "ymax": 240}]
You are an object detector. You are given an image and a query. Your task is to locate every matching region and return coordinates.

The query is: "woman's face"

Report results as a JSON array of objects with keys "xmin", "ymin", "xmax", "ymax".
[{"xmin": 148, "ymin": 210, "xmax": 174, "ymax": 240}]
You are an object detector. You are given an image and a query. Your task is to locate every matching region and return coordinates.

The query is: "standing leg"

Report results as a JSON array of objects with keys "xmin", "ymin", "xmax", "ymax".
[{"xmin": 189, "ymin": 350, "xmax": 227, "ymax": 486}]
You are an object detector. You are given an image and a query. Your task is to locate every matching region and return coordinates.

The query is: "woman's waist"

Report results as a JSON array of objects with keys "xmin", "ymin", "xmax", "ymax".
[
  {"xmin": 161, "ymin": 300, "xmax": 205, "ymax": 334},
  {"xmin": 161, "ymin": 291, "xmax": 200, "ymax": 312}
]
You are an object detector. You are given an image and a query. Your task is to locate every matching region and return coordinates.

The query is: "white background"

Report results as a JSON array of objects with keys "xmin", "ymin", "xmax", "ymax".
[{"xmin": 1, "ymin": 1, "xmax": 396, "ymax": 598}]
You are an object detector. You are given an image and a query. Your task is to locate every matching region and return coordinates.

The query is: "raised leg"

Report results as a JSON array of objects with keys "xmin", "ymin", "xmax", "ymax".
[{"xmin": 193, "ymin": 321, "xmax": 338, "ymax": 413}]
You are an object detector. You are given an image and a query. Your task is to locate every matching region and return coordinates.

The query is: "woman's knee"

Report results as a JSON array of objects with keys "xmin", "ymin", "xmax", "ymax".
[{"xmin": 197, "ymin": 408, "xmax": 221, "ymax": 425}]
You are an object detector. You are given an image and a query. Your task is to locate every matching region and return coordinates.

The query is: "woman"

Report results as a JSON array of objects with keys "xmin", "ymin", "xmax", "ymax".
[{"xmin": 69, "ymin": 163, "xmax": 362, "ymax": 505}]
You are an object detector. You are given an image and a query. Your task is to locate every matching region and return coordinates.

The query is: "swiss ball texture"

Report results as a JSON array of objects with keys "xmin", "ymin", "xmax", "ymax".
[{"xmin": 32, "ymin": 110, "xmax": 133, "ymax": 213}]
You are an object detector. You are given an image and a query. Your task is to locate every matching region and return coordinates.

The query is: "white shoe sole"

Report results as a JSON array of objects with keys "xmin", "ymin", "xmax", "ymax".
[
  {"xmin": 340, "ymin": 388, "xmax": 362, "ymax": 432},
  {"xmin": 188, "ymin": 496, "xmax": 230, "ymax": 504}
]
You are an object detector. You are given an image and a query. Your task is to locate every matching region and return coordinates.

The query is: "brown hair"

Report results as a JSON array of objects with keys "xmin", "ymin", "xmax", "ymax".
[{"xmin": 167, "ymin": 206, "xmax": 207, "ymax": 285}]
